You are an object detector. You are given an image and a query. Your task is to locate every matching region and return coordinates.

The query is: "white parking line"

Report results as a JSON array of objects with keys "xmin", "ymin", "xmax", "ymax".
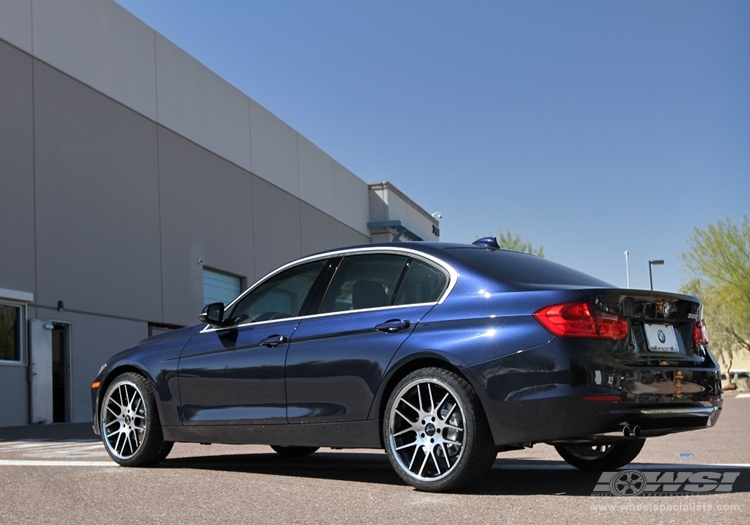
[
  {"xmin": 736, "ymin": 393, "xmax": 750, "ymax": 399},
  {"xmin": 0, "ymin": 440, "xmax": 107, "ymax": 459},
  {"xmin": 495, "ymin": 461, "xmax": 750, "ymax": 470},
  {"xmin": 0, "ymin": 459, "xmax": 116, "ymax": 467}
]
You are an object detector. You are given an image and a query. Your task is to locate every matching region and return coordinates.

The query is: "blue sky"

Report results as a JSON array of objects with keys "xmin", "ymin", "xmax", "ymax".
[{"xmin": 115, "ymin": 0, "xmax": 748, "ymax": 293}]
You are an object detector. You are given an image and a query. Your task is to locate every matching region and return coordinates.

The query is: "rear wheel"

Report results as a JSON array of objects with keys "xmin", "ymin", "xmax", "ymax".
[
  {"xmin": 383, "ymin": 368, "xmax": 496, "ymax": 492},
  {"xmin": 270, "ymin": 445, "xmax": 319, "ymax": 457},
  {"xmin": 554, "ymin": 439, "xmax": 645, "ymax": 470},
  {"xmin": 100, "ymin": 372, "xmax": 173, "ymax": 467}
]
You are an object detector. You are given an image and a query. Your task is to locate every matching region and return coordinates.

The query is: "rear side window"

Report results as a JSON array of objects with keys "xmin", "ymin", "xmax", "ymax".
[
  {"xmin": 320, "ymin": 254, "xmax": 408, "ymax": 313},
  {"xmin": 449, "ymin": 248, "xmax": 611, "ymax": 287},
  {"xmin": 394, "ymin": 259, "xmax": 448, "ymax": 305}
]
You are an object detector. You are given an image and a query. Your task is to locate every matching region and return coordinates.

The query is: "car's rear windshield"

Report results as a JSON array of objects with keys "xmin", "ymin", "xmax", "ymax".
[{"xmin": 447, "ymin": 247, "xmax": 612, "ymax": 288}]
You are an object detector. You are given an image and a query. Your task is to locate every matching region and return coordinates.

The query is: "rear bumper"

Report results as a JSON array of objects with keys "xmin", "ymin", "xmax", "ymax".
[
  {"xmin": 465, "ymin": 338, "xmax": 723, "ymax": 446},
  {"xmin": 548, "ymin": 402, "xmax": 721, "ymax": 445}
]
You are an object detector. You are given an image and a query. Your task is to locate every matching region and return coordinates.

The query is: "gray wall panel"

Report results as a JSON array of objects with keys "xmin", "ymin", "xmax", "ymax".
[
  {"xmin": 0, "ymin": 41, "xmax": 35, "ymax": 294},
  {"xmin": 33, "ymin": 61, "xmax": 162, "ymax": 319},
  {"xmin": 251, "ymin": 177, "xmax": 302, "ymax": 281},
  {"xmin": 336, "ymin": 223, "xmax": 371, "ymax": 247},
  {"xmin": 31, "ymin": 307, "xmax": 149, "ymax": 423},
  {"xmin": 67, "ymin": 312, "xmax": 147, "ymax": 422},
  {"xmin": 0, "ymin": 366, "xmax": 28, "ymax": 426},
  {"xmin": 300, "ymin": 203, "xmax": 344, "ymax": 256},
  {"xmin": 158, "ymin": 128, "xmax": 255, "ymax": 325}
]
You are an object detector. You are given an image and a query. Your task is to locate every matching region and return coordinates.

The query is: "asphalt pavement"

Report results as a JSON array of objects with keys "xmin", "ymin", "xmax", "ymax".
[{"xmin": 1, "ymin": 393, "xmax": 748, "ymax": 524}]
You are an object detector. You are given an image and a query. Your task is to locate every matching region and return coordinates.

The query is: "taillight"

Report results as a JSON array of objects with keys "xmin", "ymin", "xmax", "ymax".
[
  {"xmin": 533, "ymin": 302, "xmax": 629, "ymax": 340},
  {"xmin": 693, "ymin": 320, "xmax": 709, "ymax": 346}
]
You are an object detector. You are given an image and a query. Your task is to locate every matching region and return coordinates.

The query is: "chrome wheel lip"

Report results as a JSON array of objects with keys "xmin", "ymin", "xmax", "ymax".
[
  {"xmin": 101, "ymin": 380, "xmax": 147, "ymax": 460},
  {"xmin": 388, "ymin": 378, "xmax": 467, "ymax": 482}
]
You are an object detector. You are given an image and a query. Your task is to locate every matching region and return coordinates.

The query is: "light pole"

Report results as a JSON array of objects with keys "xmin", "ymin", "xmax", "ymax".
[
  {"xmin": 648, "ymin": 259, "xmax": 664, "ymax": 290},
  {"xmin": 624, "ymin": 251, "xmax": 630, "ymax": 288}
]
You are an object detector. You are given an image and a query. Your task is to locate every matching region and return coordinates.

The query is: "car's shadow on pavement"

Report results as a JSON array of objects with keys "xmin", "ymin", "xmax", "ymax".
[{"xmin": 158, "ymin": 452, "xmax": 750, "ymax": 495}]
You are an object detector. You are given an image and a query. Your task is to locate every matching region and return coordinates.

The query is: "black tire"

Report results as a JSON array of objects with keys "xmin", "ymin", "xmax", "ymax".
[
  {"xmin": 554, "ymin": 439, "xmax": 645, "ymax": 470},
  {"xmin": 100, "ymin": 372, "xmax": 173, "ymax": 467},
  {"xmin": 270, "ymin": 445, "xmax": 319, "ymax": 457},
  {"xmin": 383, "ymin": 367, "xmax": 496, "ymax": 492}
]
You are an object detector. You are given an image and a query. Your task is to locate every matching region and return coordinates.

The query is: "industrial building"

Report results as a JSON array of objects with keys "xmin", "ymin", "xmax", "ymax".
[{"xmin": 0, "ymin": 0, "xmax": 438, "ymax": 427}]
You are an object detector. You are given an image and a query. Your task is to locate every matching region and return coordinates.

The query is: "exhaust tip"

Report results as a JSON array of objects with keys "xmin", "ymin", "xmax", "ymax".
[
  {"xmin": 622, "ymin": 424, "xmax": 631, "ymax": 438},
  {"xmin": 632, "ymin": 425, "xmax": 641, "ymax": 438}
]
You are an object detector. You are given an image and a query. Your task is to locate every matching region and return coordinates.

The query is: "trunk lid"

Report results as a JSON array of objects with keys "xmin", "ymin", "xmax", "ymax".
[{"xmin": 581, "ymin": 289, "xmax": 708, "ymax": 365}]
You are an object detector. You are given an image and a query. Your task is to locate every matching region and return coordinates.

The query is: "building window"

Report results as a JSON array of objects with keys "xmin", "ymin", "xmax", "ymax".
[
  {"xmin": 203, "ymin": 268, "xmax": 243, "ymax": 306},
  {"xmin": 0, "ymin": 302, "xmax": 23, "ymax": 363}
]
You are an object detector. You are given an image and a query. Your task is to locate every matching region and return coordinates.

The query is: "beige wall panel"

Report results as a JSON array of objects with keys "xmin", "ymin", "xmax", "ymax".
[
  {"xmin": 298, "ymin": 135, "xmax": 336, "ymax": 217},
  {"xmin": 31, "ymin": 0, "xmax": 158, "ymax": 119},
  {"xmin": 0, "ymin": 0, "xmax": 32, "ymax": 52},
  {"xmin": 155, "ymin": 34, "xmax": 252, "ymax": 172},
  {"xmin": 333, "ymin": 162, "xmax": 370, "ymax": 235},
  {"xmin": 249, "ymin": 99, "xmax": 300, "ymax": 197}
]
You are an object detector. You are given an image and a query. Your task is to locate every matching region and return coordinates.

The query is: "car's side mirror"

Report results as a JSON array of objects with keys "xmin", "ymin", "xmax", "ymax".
[{"xmin": 199, "ymin": 302, "xmax": 225, "ymax": 326}]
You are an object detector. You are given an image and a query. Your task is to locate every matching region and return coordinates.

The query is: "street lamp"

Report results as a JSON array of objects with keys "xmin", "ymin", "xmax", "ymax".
[
  {"xmin": 624, "ymin": 251, "xmax": 630, "ymax": 289},
  {"xmin": 648, "ymin": 259, "xmax": 664, "ymax": 290}
]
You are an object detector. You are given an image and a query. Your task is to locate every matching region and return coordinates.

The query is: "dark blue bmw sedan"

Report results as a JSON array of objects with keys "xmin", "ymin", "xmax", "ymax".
[{"xmin": 91, "ymin": 238, "xmax": 722, "ymax": 492}]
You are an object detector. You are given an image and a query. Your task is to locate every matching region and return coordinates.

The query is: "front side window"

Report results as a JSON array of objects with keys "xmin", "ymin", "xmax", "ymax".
[
  {"xmin": 0, "ymin": 303, "xmax": 23, "ymax": 362},
  {"xmin": 227, "ymin": 260, "xmax": 326, "ymax": 325},
  {"xmin": 320, "ymin": 254, "xmax": 409, "ymax": 313}
]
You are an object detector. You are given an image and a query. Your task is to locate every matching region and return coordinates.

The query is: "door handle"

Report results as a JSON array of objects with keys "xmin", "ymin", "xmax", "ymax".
[
  {"xmin": 375, "ymin": 319, "xmax": 411, "ymax": 333},
  {"xmin": 259, "ymin": 334, "xmax": 289, "ymax": 348}
]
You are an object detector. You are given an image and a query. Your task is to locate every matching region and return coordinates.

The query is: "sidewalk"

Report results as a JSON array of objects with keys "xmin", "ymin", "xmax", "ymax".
[{"xmin": 0, "ymin": 423, "xmax": 98, "ymax": 441}]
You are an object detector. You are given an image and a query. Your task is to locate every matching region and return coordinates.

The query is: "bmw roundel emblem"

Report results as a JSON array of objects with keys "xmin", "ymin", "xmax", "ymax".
[{"xmin": 657, "ymin": 329, "xmax": 666, "ymax": 343}]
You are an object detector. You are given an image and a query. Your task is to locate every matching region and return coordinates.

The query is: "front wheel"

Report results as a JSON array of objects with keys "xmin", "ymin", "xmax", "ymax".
[
  {"xmin": 100, "ymin": 372, "xmax": 173, "ymax": 467},
  {"xmin": 554, "ymin": 439, "xmax": 645, "ymax": 470},
  {"xmin": 383, "ymin": 368, "xmax": 496, "ymax": 492}
]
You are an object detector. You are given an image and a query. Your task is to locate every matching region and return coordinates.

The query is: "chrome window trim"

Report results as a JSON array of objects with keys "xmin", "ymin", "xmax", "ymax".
[
  {"xmin": 200, "ymin": 300, "xmax": 437, "ymax": 334},
  {"xmin": 200, "ymin": 246, "xmax": 458, "ymax": 334}
]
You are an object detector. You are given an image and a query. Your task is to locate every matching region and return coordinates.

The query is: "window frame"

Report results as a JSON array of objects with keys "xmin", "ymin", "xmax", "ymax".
[
  {"xmin": 202, "ymin": 267, "xmax": 244, "ymax": 307},
  {"xmin": 318, "ymin": 253, "xmax": 410, "ymax": 314},
  {"xmin": 315, "ymin": 252, "xmax": 453, "ymax": 317},
  {"xmin": 0, "ymin": 300, "xmax": 26, "ymax": 366},
  {"xmin": 206, "ymin": 246, "xmax": 458, "ymax": 331}
]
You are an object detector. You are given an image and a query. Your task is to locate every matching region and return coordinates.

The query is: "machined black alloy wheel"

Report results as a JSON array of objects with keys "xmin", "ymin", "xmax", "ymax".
[
  {"xmin": 100, "ymin": 372, "xmax": 173, "ymax": 467},
  {"xmin": 384, "ymin": 368, "xmax": 496, "ymax": 492}
]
